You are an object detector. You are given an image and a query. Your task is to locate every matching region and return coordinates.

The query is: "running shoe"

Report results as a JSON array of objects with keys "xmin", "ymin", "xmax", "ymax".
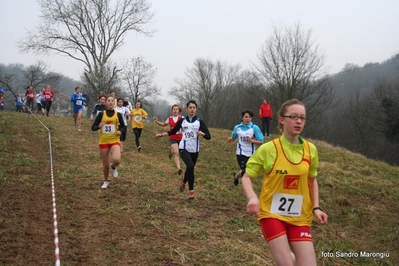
[
  {"xmin": 168, "ymin": 150, "xmax": 173, "ymax": 159},
  {"xmin": 137, "ymin": 146, "xmax": 141, "ymax": 152},
  {"xmin": 101, "ymin": 180, "xmax": 110, "ymax": 189},
  {"xmin": 111, "ymin": 164, "xmax": 118, "ymax": 178},
  {"xmin": 78, "ymin": 128, "xmax": 81, "ymax": 132},
  {"xmin": 179, "ymin": 177, "xmax": 185, "ymax": 192},
  {"xmin": 188, "ymin": 191, "xmax": 195, "ymax": 199},
  {"xmin": 178, "ymin": 169, "xmax": 183, "ymax": 175},
  {"xmin": 233, "ymin": 173, "xmax": 239, "ymax": 186}
]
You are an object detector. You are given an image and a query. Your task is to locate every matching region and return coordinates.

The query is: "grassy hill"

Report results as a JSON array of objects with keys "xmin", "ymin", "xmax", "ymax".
[{"xmin": 0, "ymin": 111, "xmax": 398, "ymax": 266}]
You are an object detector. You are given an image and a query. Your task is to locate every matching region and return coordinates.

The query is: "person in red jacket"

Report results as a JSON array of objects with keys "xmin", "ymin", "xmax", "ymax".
[
  {"xmin": 43, "ymin": 84, "xmax": 54, "ymax": 116},
  {"xmin": 259, "ymin": 99, "xmax": 273, "ymax": 138}
]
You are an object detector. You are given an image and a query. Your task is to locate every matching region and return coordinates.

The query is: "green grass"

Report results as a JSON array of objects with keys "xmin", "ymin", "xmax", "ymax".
[{"xmin": 0, "ymin": 111, "xmax": 398, "ymax": 265}]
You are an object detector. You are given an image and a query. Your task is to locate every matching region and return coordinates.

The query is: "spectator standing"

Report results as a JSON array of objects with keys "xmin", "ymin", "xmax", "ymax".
[{"xmin": 259, "ymin": 99, "xmax": 273, "ymax": 138}]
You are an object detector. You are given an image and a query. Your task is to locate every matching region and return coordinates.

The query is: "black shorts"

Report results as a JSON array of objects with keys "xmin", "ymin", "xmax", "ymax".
[{"xmin": 169, "ymin": 139, "xmax": 180, "ymax": 145}]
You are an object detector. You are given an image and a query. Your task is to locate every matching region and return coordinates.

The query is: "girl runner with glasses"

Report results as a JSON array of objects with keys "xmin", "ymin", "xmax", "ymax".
[{"xmin": 242, "ymin": 98, "xmax": 327, "ymax": 266}]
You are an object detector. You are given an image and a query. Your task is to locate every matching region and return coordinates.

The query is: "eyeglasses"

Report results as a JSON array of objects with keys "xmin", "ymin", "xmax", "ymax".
[{"xmin": 283, "ymin": 115, "xmax": 307, "ymax": 121}]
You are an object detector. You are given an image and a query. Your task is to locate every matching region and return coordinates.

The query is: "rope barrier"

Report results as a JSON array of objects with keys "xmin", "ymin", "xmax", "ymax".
[{"xmin": 25, "ymin": 106, "xmax": 61, "ymax": 266}]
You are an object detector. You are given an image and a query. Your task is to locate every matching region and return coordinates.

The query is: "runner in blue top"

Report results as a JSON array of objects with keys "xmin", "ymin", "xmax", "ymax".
[
  {"xmin": 228, "ymin": 109, "xmax": 264, "ymax": 186},
  {"xmin": 70, "ymin": 86, "xmax": 85, "ymax": 132}
]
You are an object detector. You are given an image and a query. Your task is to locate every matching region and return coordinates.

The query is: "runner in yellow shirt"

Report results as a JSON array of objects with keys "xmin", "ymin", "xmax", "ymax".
[
  {"xmin": 91, "ymin": 94, "xmax": 126, "ymax": 189},
  {"xmin": 242, "ymin": 98, "xmax": 328, "ymax": 266},
  {"xmin": 130, "ymin": 100, "xmax": 148, "ymax": 152}
]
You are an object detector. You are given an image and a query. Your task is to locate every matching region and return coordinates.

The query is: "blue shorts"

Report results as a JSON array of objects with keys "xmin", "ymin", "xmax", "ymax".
[{"xmin": 73, "ymin": 105, "xmax": 83, "ymax": 113}]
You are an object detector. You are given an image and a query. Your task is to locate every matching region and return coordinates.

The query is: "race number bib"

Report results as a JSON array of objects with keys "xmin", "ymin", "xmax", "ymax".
[
  {"xmin": 239, "ymin": 136, "xmax": 249, "ymax": 143},
  {"xmin": 45, "ymin": 95, "xmax": 51, "ymax": 99},
  {"xmin": 102, "ymin": 124, "xmax": 116, "ymax": 134},
  {"xmin": 134, "ymin": 116, "xmax": 142, "ymax": 122},
  {"xmin": 270, "ymin": 193, "xmax": 303, "ymax": 216},
  {"xmin": 76, "ymin": 100, "xmax": 82, "ymax": 105},
  {"xmin": 184, "ymin": 130, "xmax": 195, "ymax": 139}
]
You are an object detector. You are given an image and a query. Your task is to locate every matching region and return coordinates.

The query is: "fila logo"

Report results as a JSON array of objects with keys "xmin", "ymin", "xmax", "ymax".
[
  {"xmin": 300, "ymin": 232, "xmax": 312, "ymax": 238},
  {"xmin": 275, "ymin": 170, "xmax": 288, "ymax": 174}
]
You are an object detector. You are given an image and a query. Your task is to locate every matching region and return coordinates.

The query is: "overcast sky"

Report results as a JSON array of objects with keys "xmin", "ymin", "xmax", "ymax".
[{"xmin": 1, "ymin": 0, "xmax": 398, "ymax": 102}]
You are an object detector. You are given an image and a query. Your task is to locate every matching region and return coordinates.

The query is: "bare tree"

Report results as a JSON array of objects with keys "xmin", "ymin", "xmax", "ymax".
[
  {"xmin": 80, "ymin": 60, "xmax": 122, "ymax": 97},
  {"xmin": 0, "ymin": 69, "xmax": 17, "ymax": 99},
  {"xmin": 19, "ymin": 0, "xmax": 154, "ymax": 94},
  {"xmin": 120, "ymin": 56, "xmax": 160, "ymax": 104},
  {"xmin": 23, "ymin": 61, "xmax": 61, "ymax": 92},
  {"xmin": 340, "ymin": 63, "xmax": 361, "ymax": 73},
  {"xmin": 254, "ymin": 23, "xmax": 334, "ymax": 124},
  {"xmin": 373, "ymin": 79, "xmax": 399, "ymax": 141},
  {"xmin": 170, "ymin": 58, "xmax": 241, "ymax": 126}
]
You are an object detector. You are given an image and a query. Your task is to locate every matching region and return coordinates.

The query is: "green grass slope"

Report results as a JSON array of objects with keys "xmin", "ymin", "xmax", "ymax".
[{"xmin": 0, "ymin": 111, "xmax": 398, "ymax": 266}]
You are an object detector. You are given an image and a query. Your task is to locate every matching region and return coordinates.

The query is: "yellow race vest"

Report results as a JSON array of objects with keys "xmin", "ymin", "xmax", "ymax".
[
  {"xmin": 98, "ymin": 110, "xmax": 120, "ymax": 145},
  {"xmin": 258, "ymin": 138, "xmax": 313, "ymax": 226}
]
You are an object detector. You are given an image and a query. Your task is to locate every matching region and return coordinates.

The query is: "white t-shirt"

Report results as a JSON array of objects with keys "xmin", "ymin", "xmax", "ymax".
[{"xmin": 115, "ymin": 106, "xmax": 129, "ymax": 126}]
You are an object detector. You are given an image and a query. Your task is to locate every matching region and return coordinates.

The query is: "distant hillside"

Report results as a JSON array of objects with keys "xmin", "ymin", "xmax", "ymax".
[
  {"xmin": 0, "ymin": 111, "xmax": 398, "ymax": 265},
  {"xmin": 329, "ymin": 55, "xmax": 399, "ymax": 98}
]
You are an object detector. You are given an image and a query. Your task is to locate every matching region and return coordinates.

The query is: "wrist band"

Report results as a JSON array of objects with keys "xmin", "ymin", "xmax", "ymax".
[{"xmin": 312, "ymin": 207, "xmax": 322, "ymax": 213}]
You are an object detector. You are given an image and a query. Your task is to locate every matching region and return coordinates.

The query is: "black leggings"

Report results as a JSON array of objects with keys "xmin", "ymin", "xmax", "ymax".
[
  {"xmin": 44, "ymin": 101, "xmax": 52, "ymax": 114},
  {"xmin": 133, "ymin": 128, "xmax": 142, "ymax": 147},
  {"xmin": 179, "ymin": 149, "xmax": 199, "ymax": 191},
  {"xmin": 26, "ymin": 99, "xmax": 34, "ymax": 112},
  {"xmin": 236, "ymin": 155, "xmax": 250, "ymax": 177},
  {"xmin": 261, "ymin": 117, "xmax": 271, "ymax": 136}
]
